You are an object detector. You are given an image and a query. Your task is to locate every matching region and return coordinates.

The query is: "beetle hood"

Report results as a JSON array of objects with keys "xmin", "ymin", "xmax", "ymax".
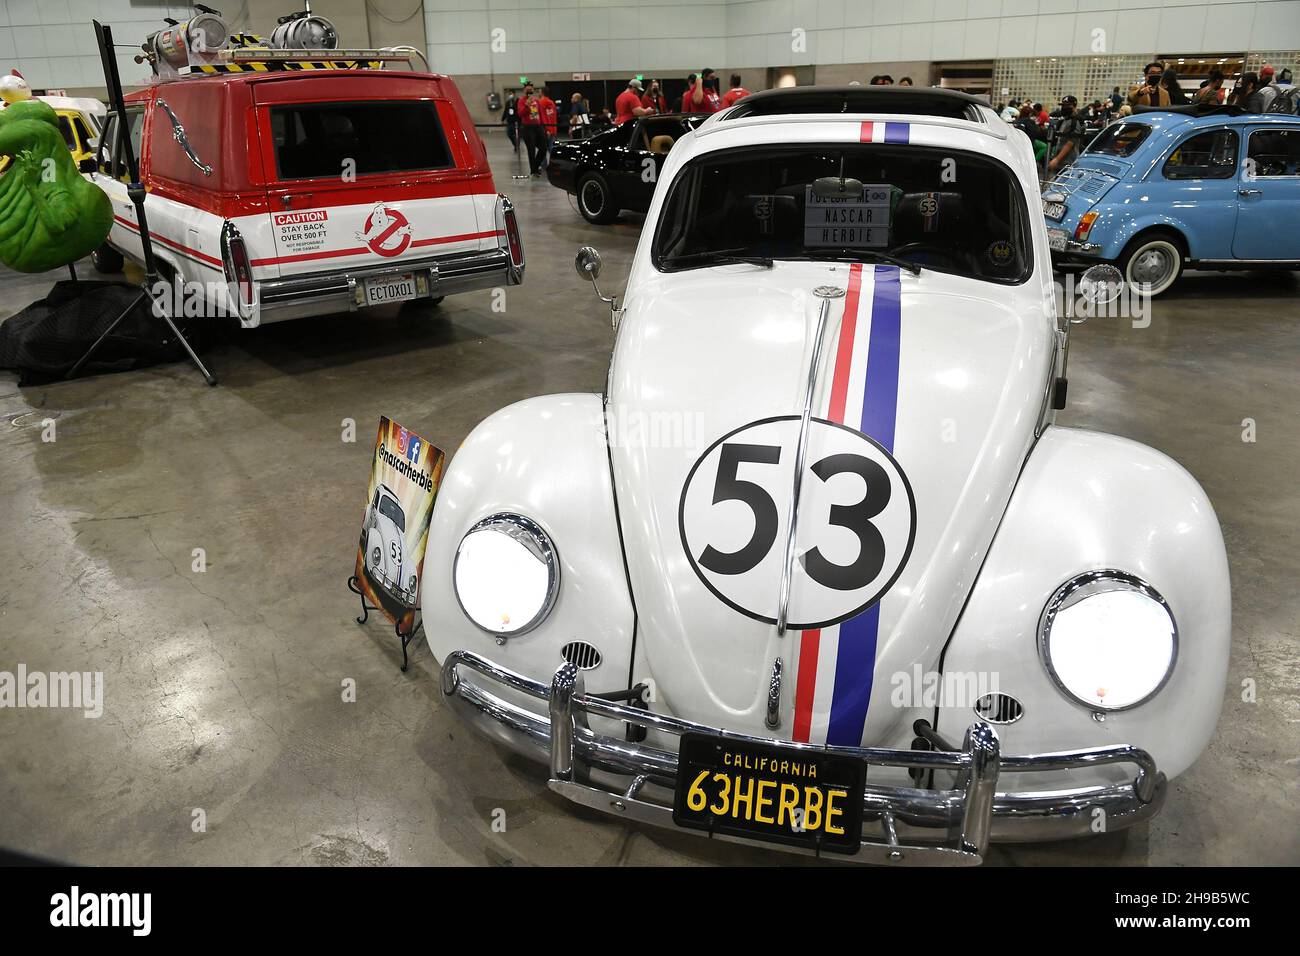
[{"xmin": 606, "ymin": 261, "xmax": 1055, "ymax": 746}]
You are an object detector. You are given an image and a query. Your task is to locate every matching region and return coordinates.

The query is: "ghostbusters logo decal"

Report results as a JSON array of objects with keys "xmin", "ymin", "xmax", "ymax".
[{"xmin": 357, "ymin": 204, "xmax": 413, "ymax": 258}]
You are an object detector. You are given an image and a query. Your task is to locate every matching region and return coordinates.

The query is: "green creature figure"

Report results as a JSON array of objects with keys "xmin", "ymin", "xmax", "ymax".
[{"xmin": 0, "ymin": 99, "xmax": 113, "ymax": 273}]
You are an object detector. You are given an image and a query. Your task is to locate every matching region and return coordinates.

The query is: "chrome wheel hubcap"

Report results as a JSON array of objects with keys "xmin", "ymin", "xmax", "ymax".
[{"xmin": 1132, "ymin": 247, "xmax": 1172, "ymax": 286}]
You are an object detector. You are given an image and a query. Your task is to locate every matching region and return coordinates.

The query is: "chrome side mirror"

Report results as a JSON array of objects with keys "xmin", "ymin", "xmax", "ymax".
[
  {"xmin": 575, "ymin": 245, "xmax": 621, "ymax": 330},
  {"xmin": 575, "ymin": 245, "xmax": 602, "ymax": 282},
  {"xmin": 1075, "ymin": 264, "xmax": 1124, "ymax": 323}
]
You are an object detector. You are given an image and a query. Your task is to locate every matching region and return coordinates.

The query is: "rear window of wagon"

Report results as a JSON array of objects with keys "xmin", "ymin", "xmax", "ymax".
[{"xmin": 269, "ymin": 101, "xmax": 453, "ymax": 180}]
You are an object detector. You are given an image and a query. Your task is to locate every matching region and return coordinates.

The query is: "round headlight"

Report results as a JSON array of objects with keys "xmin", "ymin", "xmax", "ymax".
[
  {"xmin": 1039, "ymin": 570, "xmax": 1177, "ymax": 711},
  {"xmin": 453, "ymin": 514, "xmax": 559, "ymax": 636}
]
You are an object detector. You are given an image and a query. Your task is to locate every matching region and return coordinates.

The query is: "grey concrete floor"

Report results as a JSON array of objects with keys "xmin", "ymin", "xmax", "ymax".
[{"xmin": 1, "ymin": 132, "xmax": 1297, "ymax": 867}]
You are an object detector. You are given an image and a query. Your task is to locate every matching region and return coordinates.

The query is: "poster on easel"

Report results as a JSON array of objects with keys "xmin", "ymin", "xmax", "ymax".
[{"xmin": 354, "ymin": 417, "xmax": 445, "ymax": 634}]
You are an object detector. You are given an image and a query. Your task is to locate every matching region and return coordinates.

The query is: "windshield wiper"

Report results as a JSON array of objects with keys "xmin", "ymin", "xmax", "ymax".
[
  {"xmin": 783, "ymin": 248, "xmax": 922, "ymax": 276},
  {"xmin": 661, "ymin": 248, "xmax": 775, "ymax": 269}
]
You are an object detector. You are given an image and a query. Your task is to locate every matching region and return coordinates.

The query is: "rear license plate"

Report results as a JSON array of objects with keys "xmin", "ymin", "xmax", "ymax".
[
  {"xmin": 1043, "ymin": 200, "xmax": 1067, "ymax": 221},
  {"xmin": 1048, "ymin": 228, "xmax": 1068, "ymax": 252},
  {"xmin": 363, "ymin": 273, "xmax": 419, "ymax": 307},
  {"xmin": 672, "ymin": 733, "xmax": 865, "ymax": 854}
]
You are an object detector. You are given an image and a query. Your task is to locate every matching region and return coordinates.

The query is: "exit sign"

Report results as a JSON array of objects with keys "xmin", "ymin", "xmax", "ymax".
[{"xmin": 572, "ymin": 72, "xmax": 590, "ymax": 81}]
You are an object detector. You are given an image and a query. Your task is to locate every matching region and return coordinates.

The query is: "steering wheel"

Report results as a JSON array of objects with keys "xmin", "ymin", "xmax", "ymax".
[{"xmin": 890, "ymin": 242, "xmax": 962, "ymax": 268}]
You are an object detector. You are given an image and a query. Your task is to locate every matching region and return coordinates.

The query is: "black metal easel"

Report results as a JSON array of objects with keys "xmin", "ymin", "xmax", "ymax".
[
  {"xmin": 347, "ymin": 575, "xmax": 424, "ymax": 672},
  {"xmin": 67, "ymin": 21, "xmax": 216, "ymax": 386}
]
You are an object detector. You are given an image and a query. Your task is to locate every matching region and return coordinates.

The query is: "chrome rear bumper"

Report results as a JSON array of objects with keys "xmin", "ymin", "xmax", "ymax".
[
  {"xmin": 440, "ymin": 650, "xmax": 1166, "ymax": 865},
  {"xmin": 258, "ymin": 247, "xmax": 522, "ymax": 322}
]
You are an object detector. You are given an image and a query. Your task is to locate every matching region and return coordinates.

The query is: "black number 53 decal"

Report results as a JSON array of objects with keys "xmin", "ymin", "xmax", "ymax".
[{"xmin": 680, "ymin": 416, "xmax": 916, "ymax": 630}]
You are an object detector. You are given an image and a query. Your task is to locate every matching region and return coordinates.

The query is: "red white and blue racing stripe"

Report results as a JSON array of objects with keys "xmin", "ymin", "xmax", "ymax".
[{"xmin": 792, "ymin": 262, "xmax": 905, "ymax": 746}]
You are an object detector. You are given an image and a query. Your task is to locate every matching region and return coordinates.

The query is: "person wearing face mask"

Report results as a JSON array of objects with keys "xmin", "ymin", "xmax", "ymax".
[
  {"xmin": 1048, "ymin": 96, "xmax": 1085, "ymax": 174},
  {"xmin": 1129, "ymin": 62, "xmax": 1171, "ymax": 108},
  {"xmin": 641, "ymin": 80, "xmax": 669, "ymax": 115},
  {"xmin": 681, "ymin": 70, "xmax": 722, "ymax": 113}
]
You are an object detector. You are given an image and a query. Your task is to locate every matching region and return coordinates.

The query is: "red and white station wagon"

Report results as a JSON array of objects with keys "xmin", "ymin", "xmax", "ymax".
[{"xmin": 90, "ymin": 65, "xmax": 523, "ymax": 325}]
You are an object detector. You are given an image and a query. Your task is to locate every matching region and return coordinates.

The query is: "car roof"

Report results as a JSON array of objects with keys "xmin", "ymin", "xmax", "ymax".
[
  {"xmin": 1124, "ymin": 106, "xmax": 1299, "ymax": 134},
  {"xmin": 724, "ymin": 85, "xmax": 988, "ymax": 122},
  {"xmin": 124, "ymin": 68, "xmax": 451, "ymax": 100}
]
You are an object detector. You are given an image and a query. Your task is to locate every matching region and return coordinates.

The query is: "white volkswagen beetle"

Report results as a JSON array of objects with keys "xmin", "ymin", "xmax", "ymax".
[
  {"xmin": 363, "ymin": 483, "xmax": 418, "ymax": 606},
  {"xmin": 423, "ymin": 88, "xmax": 1230, "ymax": 864}
]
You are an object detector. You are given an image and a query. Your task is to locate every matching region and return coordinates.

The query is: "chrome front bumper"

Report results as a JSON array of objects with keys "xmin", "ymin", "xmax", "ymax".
[
  {"xmin": 258, "ymin": 247, "xmax": 522, "ymax": 322},
  {"xmin": 440, "ymin": 650, "xmax": 1167, "ymax": 866}
]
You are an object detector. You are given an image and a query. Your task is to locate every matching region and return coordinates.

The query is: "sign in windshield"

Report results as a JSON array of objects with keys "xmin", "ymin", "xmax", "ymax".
[{"xmin": 803, "ymin": 184, "xmax": 893, "ymax": 248}]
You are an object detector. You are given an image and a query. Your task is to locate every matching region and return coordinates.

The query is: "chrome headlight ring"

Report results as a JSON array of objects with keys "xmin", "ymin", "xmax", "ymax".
[
  {"xmin": 453, "ymin": 513, "xmax": 560, "ymax": 638},
  {"xmin": 1038, "ymin": 569, "xmax": 1178, "ymax": 713}
]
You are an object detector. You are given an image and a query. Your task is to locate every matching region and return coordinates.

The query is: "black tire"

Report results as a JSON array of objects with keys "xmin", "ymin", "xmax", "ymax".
[
  {"xmin": 1118, "ymin": 231, "xmax": 1185, "ymax": 297},
  {"xmin": 576, "ymin": 172, "xmax": 619, "ymax": 225},
  {"xmin": 91, "ymin": 243, "xmax": 124, "ymax": 274},
  {"xmin": 428, "ymin": 296, "xmax": 445, "ymax": 308}
]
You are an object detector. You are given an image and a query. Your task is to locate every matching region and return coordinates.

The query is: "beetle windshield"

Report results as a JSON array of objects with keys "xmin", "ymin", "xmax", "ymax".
[
  {"xmin": 652, "ymin": 144, "xmax": 1031, "ymax": 283},
  {"xmin": 378, "ymin": 495, "xmax": 405, "ymax": 532}
]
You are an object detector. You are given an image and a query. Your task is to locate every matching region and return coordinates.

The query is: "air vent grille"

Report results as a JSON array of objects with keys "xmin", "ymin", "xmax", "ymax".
[
  {"xmin": 974, "ymin": 693, "xmax": 1024, "ymax": 725},
  {"xmin": 561, "ymin": 641, "xmax": 602, "ymax": 670}
]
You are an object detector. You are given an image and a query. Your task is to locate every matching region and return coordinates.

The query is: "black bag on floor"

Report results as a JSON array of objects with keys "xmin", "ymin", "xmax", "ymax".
[{"xmin": 0, "ymin": 280, "xmax": 187, "ymax": 385}]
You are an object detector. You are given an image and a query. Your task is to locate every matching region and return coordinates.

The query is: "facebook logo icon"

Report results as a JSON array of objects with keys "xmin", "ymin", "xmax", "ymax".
[{"xmin": 406, "ymin": 435, "xmax": 421, "ymax": 463}]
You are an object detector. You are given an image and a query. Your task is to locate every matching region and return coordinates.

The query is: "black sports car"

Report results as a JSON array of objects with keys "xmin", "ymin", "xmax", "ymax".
[{"xmin": 547, "ymin": 114, "xmax": 707, "ymax": 224}]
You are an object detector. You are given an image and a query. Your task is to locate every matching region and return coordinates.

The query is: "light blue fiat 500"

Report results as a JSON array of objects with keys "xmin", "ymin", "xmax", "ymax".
[{"xmin": 1043, "ymin": 107, "xmax": 1300, "ymax": 295}]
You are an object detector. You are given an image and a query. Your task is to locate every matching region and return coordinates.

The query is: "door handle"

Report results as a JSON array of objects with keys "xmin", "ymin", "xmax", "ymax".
[{"xmin": 1238, "ymin": 188, "xmax": 1262, "ymax": 197}]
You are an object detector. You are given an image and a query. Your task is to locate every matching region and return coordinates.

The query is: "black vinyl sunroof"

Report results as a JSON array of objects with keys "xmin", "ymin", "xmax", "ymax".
[{"xmin": 725, "ymin": 86, "xmax": 988, "ymax": 122}]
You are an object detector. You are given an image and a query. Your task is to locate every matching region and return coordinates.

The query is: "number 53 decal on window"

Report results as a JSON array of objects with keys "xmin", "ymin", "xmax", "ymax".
[{"xmin": 678, "ymin": 416, "xmax": 916, "ymax": 630}]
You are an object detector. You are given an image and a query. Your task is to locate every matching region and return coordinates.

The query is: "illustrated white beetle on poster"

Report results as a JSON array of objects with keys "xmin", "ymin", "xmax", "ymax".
[
  {"xmin": 422, "ymin": 88, "xmax": 1231, "ymax": 864},
  {"xmin": 363, "ymin": 483, "xmax": 418, "ymax": 606}
]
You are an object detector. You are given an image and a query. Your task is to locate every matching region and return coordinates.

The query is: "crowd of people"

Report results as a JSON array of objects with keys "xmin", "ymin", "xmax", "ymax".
[
  {"xmin": 502, "ymin": 71, "xmax": 754, "ymax": 177},
  {"xmin": 998, "ymin": 60, "xmax": 1296, "ymax": 177},
  {"xmin": 502, "ymin": 60, "xmax": 1296, "ymax": 179}
]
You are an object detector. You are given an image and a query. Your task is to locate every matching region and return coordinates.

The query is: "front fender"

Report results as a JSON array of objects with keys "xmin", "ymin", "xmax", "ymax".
[
  {"xmin": 936, "ymin": 425, "xmax": 1230, "ymax": 789},
  {"xmin": 422, "ymin": 394, "xmax": 634, "ymax": 706}
]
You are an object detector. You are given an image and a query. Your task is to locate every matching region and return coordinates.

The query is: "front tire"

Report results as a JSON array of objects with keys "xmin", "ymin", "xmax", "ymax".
[
  {"xmin": 91, "ymin": 243, "xmax": 124, "ymax": 274},
  {"xmin": 1119, "ymin": 233, "xmax": 1184, "ymax": 297},
  {"xmin": 576, "ymin": 172, "xmax": 619, "ymax": 225}
]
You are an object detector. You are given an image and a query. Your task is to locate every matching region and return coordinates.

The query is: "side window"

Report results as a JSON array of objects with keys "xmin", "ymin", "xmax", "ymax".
[
  {"xmin": 73, "ymin": 117, "xmax": 94, "ymax": 153},
  {"xmin": 98, "ymin": 113, "xmax": 117, "ymax": 174},
  {"xmin": 1246, "ymin": 128, "xmax": 1300, "ymax": 178},
  {"xmin": 105, "ymin": 109, "xmax": 145, "ymax": 182},
  {"xmin": 1162, "ymin": 128, "xmax": 1238, "ymax": 180},
  {"xmin": 127, "ymin": 109, "xmax": 145, "ymax": 177},
  {"xmin": 56, "ymin": 115, "xmax": 77, "ymax": 151}
]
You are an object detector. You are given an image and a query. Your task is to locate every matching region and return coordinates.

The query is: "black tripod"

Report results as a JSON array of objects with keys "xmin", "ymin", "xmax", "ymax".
[{"xmin": 67, "ymin": 20, "xmax": 216, "ymax": 386}]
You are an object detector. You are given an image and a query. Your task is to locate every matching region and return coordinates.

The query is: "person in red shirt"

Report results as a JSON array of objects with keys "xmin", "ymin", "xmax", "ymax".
[
  {"xmin": 518, "ymin": 82, "xmax": 546, "ymax": 176},
  {"xmin": 640, "ymin": 80, "xmax": 669, "ymax": 115},
  {"xmin": 681, "ymin": 69, "xmax": 722, "ymax": 113},
  {"xmin": 616, "ymin": 78, "xmax": 653, "ymax": 124},
  {"xmin": 720, "ymin": 73, "xmax": 751, "ymax": 108},
  {"xmin": 536, "ymin": 86, "xmax": 558, "ymax": 169}
]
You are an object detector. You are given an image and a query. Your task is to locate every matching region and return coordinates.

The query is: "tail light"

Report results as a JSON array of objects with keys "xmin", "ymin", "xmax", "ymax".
[
  {"xmin": 1074, "ymin": 210, "xmax": 1100, "ymax": 242},
  {"xmin": 501, "ymin": 195, "xmax": 524, "ymax": 268},
  {"xmin": 220, "ymin": 221, "xmax": 254, "ymax": 315}
]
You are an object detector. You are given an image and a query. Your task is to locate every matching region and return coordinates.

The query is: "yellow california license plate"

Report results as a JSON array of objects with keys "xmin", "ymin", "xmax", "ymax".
[{"xmin": 672, "ymin": 733, "xmax": 865, "ymax": 854}]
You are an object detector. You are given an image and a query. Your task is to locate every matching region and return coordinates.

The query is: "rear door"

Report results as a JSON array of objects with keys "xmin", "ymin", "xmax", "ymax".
[
  {"xmin": 1233, "ymin": 124, "xmax": 1300, "ymax": 260},
  {"xmin": 251, "ymin": 74, "xmax": 490, "ymax": 278}
]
